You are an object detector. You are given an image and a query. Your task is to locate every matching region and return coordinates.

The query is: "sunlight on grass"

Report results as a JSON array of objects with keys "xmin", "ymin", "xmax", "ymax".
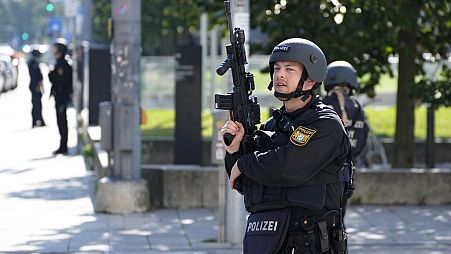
[
  {"xmin": 141, "ymin": 109, "xmax": 270, "ymax": 137},
  {"xmin": 142, "ymin": 106, "xmax": 451, "ymax": 139},
  {"xmin": 374, "ymin": 74, "xmax": 397, "ymax": 93},
  {"xmin": 365, "ymin": 106, "xmax": 451, "ymax": 139}
]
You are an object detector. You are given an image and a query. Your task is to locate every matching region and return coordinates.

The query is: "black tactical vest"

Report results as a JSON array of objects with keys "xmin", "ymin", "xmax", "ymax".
[{"xmin": 242, "ymin": 99, "xmax": 348, "ymax": 213}]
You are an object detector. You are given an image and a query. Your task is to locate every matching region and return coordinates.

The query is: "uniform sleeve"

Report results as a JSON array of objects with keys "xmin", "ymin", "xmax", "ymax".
[
  {"xmin": 37, "ymin": 67, "xmax": 43, "ymax": 82},
  {"xmin": 224, "ymin": 151, "xmax": 241, "ymax": 178},
  {"xmin": 349, "ymin": 99, "xmax": 369, "ymax": 157},
  {"xmin": 48, "ymin": 62, "xmax": 72, "ymax": 87},
  {"xmin": 237, "ymin": 118, "xmax": 349, "ymax": 187}
]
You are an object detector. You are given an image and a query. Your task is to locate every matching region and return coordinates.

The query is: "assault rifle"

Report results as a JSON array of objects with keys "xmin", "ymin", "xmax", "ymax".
[{"xmin": 215, "ymin": 0, "xmax": 261, "ymax": 191}]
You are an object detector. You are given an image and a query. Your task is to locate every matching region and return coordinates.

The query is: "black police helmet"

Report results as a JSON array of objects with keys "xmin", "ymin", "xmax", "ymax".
[
  {"xmin": 269, "ymin": 38, "xmax": 327, "ymax": 84},
  {"xmin": 53, "ymin": 38, "xmax": 68, "ymax": 55},
  {"xmin": 324, "ymin": 60, "xmax": 359, "ymax": 92}
]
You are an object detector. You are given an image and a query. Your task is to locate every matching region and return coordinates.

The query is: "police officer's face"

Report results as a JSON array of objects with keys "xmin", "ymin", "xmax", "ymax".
[
  {"xmin": 273, "ymin": 61, "xmax": 304, "ymax": 94},
  {"xmin": 52, "ymin": 46, "xmax": 61, "ymax": 58}
]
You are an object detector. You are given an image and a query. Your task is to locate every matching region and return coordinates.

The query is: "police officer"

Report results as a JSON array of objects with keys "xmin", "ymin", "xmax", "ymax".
[
  {"xmin": 221, "ymin": 38, "xmax": 351, "ymax": 253},
  {"xmin": 323, "ymin": 61, "xmax": 369, "ymax": 220},
  {"xmin": 48, "ymin": 38, "xmax": 73, "ymax": 155},
  {"xmin": 27, "ymin": 49, "xmax": 46, "ymax": 127}
]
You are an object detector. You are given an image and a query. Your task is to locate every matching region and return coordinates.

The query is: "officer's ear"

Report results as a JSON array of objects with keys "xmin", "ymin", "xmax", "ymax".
[{"xmin": 303, "ymin": 79, "xmax": 316, "ymax": 90}]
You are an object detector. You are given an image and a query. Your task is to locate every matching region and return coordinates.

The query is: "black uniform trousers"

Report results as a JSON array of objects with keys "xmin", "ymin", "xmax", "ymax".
[
  {"xmin": 55, "ymin": 102, "xmax": 68, "ymax": 150},
  {"xmin": 31, "ymin": 89, "xmax": 44, "ymax": 126}
]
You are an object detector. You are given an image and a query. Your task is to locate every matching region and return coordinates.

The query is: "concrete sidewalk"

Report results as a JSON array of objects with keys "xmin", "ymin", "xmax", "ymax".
[{"xmin": 0, "ymin": 62, "xmax": 450, "ymax": 253}]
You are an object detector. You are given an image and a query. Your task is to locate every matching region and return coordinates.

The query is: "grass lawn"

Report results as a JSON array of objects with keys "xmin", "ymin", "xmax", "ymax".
[
  {"xmin": 250, "ymin": 71, "xmax": 398, "ymax": 94},
  {"xmin": 365, "ymin": 106, "xmax": 451, "ymax": 139},
  {"xmin": 141, "ymin": 106, "xmax": 451, "ymax": 139}
]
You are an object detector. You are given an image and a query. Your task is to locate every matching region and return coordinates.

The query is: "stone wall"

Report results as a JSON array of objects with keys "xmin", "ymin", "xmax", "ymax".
[
  {"xmin": 349, "ymin": 168, "xmax": 451, "ymax": 205},
  {"xmin": 141, "ymin": 165, "xmax": 451, "ymax": 209}
]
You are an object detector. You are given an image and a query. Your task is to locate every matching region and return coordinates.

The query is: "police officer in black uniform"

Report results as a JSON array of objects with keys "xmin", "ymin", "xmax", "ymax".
[
  {"xmin": 27, "ymin": 49, "xmax": 46, "ymax": 127},
  {"xmin": 221, "ymin": 38, "xmax": 351, "ymax": 253},
  {"xmin": 49, "ymin": 38, "xmax": 73, "ymax": 155},
  {"xmin": 323, "ymin": 61, "xmax": 369, "ymax": 220}
]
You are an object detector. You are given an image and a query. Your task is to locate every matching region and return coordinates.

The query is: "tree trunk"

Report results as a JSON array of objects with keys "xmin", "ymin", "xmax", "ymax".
[{"xmin": 392, "ymin": 3, "xmax": 419, "ymax": 168}]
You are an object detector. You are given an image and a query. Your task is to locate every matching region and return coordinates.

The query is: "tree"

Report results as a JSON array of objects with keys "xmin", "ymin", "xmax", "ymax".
[
  {"xmin": 91, "ymin": 0, "xmax": 450, "ymax": 167},
  {"xmin": 92, "ymin": 0, "xmax": 223, "ymax": 55},
  {"xmin": 252, "ymin": 0, "xmax": 450, "ymax": 168},
  {"xmin": 92, "ymin": 0, "xmax": 110, "ymax": 44}
]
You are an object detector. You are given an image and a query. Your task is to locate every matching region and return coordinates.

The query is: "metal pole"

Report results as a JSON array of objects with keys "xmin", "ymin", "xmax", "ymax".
[
  {"xmin": 210, "ymin": 26, "xmax": 219, "ymax": 111},
  {"xmin": 423, "ymin": 60, "xmax": 441, "ymax": 169},
  {"xmin": 200, "ymin": 13, "xmax": 208, "ymax": 111},
  {"xmin": 426, "ymin": 103, "xmax": 435, "ymax": 168},
  {"xmin": 81, "ymin": 40, "xmax": 90, "ymax": 144},
  {"xmin": 223, "ymin": 0, "xmax": 250, "ymax": 245},
  {"xmin": 72, "ymin": 15, "xmax": 84, "ymax": 154}
]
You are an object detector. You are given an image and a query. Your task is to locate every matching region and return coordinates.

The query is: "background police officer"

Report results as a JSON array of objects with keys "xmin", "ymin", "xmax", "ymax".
[
  {"xmin": 221, "ymin": 38, "xmax": 350, "ymax": 253},
  {"xmin": 48, "ymin": 38, "xmax": 72, "ymax": 155},
  {"xmin": 323, "ymin": 60, "xmax": 369, "ymax": 221},
  {"xmin": 27, "ymin": 49, "xmax": 46, "ymax": 128}
]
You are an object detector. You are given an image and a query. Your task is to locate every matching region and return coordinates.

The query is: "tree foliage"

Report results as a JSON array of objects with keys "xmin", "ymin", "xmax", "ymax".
[
  {"xmin": 91, "ymin": 0, "xmax": 450, "ymax": 167},
  {"xmin": 92, "ymin": 0, "xmax": 223, "ymax": 55},
  {"xmin": 92, "ymin": 0, "xmax": 111, "ymax": 45},
  {"xmin": 251, "ymin": 0, "xmax": 450, "ymax": 167}
]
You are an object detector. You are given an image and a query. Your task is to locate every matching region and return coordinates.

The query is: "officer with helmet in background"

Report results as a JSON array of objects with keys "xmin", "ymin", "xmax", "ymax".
[
  {"xmin": 220, "ymin": 38, "xmax": 351, "ymax": 253},
  {"xmin": 323, "ymin": 60, "xmax": 369, "ymax": 221},
  {"xmin": 48, "ymin": 38, "xmax": 73, "ymax": 155}
]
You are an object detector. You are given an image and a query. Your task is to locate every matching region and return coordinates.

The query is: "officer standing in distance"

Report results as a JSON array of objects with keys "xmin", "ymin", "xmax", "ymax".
[
  {"xmin": 49, "ymin": 38, "xmax": 73, "ymax": 155},
  {"xmin": 323, "ymin": 60, "xmax": 369, "ymax": 220},
  {"xmin": 221, "ymin": 38, "xmax": 351, "ymax": 253},
  {"xmin": 28, "ymin": 49, "xmax": 46, "ymax": 127}
]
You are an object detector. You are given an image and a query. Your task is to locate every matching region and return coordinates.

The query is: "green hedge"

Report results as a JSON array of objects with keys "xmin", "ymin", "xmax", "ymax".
[{"xmin": 141, "ymin": 106, "xmax": 451, "ymax": 139}]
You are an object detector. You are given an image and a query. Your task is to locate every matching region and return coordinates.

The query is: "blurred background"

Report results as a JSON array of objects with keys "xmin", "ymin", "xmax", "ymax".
[{"xmin": 1, "ymin": 1, "xmax": 449, "ymax": 165}]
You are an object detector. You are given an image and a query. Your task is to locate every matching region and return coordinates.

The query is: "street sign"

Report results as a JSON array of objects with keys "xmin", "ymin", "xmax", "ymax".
[
  {"xmin": 48, "ymin": 17, "xmax": 62, "ymax": 34},
  {"xmin": 65, "ymin": 0, "xmax": 80, "ymax": 17}
]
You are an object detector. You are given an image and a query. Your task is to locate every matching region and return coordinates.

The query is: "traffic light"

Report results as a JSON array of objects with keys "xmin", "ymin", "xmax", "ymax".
[
  {"xmin": 21, "ymin": 32, "xmax": 29, "ymax": 41},
  {"xmin": 46, "ymin": 1, "xmax": 54, "ymax": 12}
]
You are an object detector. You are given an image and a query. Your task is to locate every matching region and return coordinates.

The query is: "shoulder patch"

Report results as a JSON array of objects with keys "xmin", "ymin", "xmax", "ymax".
[{"xmin": 290, "ymin": 126, "xmax": 316, "ymax": 146}]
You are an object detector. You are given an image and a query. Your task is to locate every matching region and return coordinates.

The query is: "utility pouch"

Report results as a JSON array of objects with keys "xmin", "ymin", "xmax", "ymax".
[
  {"xmin": 330, "ymin": 227, "xmax": 348, "ymax": 254},
  {"xmin": 243, "ymin": 176, "xmax": 287, "ymax": 212},
  {"xmin": 243, "ymin": 208, "xmax": 291, "ymax": 254},
  {"xmin": 315, "ymin": 221, "xmax": 330, "ymax": 252},
  {"xmin": 286, "ymin": 184, "xmax": 326, "ymax": 210}
]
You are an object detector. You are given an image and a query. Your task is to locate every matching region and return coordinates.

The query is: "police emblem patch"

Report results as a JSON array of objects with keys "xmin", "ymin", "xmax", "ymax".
[{"xmin": 290, "ymin": 126, "xmax": 316, "ymax": 146}]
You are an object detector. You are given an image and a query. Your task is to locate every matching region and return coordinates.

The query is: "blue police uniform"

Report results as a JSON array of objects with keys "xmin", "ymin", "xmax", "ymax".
[
  {"xmin": 27, "ymin": 58, "xmax": 45, "ymax": 127},
  {"xmin": 322, "ymin": 94, "xmax": 368, "ymax": 160},
  {"xmin": 323, "ymin": 93, "xmax": 368, "ymax": 221},
  {"xmin": 225, "ymin": 96, "xmax": 350, "ymax": 253}
]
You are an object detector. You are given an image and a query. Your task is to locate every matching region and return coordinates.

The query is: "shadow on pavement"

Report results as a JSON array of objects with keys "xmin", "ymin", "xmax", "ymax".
[
  {"xmin": 0, "ymin": 168, "xmax": 33, "ymax": 175},
  {"xmin": 8, "ymin": 176, "xmax": 92, "ymax": 201}
]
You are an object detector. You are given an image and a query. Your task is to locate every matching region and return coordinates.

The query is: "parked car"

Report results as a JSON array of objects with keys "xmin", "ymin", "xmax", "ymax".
[
  {"xmin": 0, "ymin": 62, "xmax": 5, "ymax": 92},
  {"xmin": 0, "ymin": 55, "xmax": 18, "ymax": 91}
]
